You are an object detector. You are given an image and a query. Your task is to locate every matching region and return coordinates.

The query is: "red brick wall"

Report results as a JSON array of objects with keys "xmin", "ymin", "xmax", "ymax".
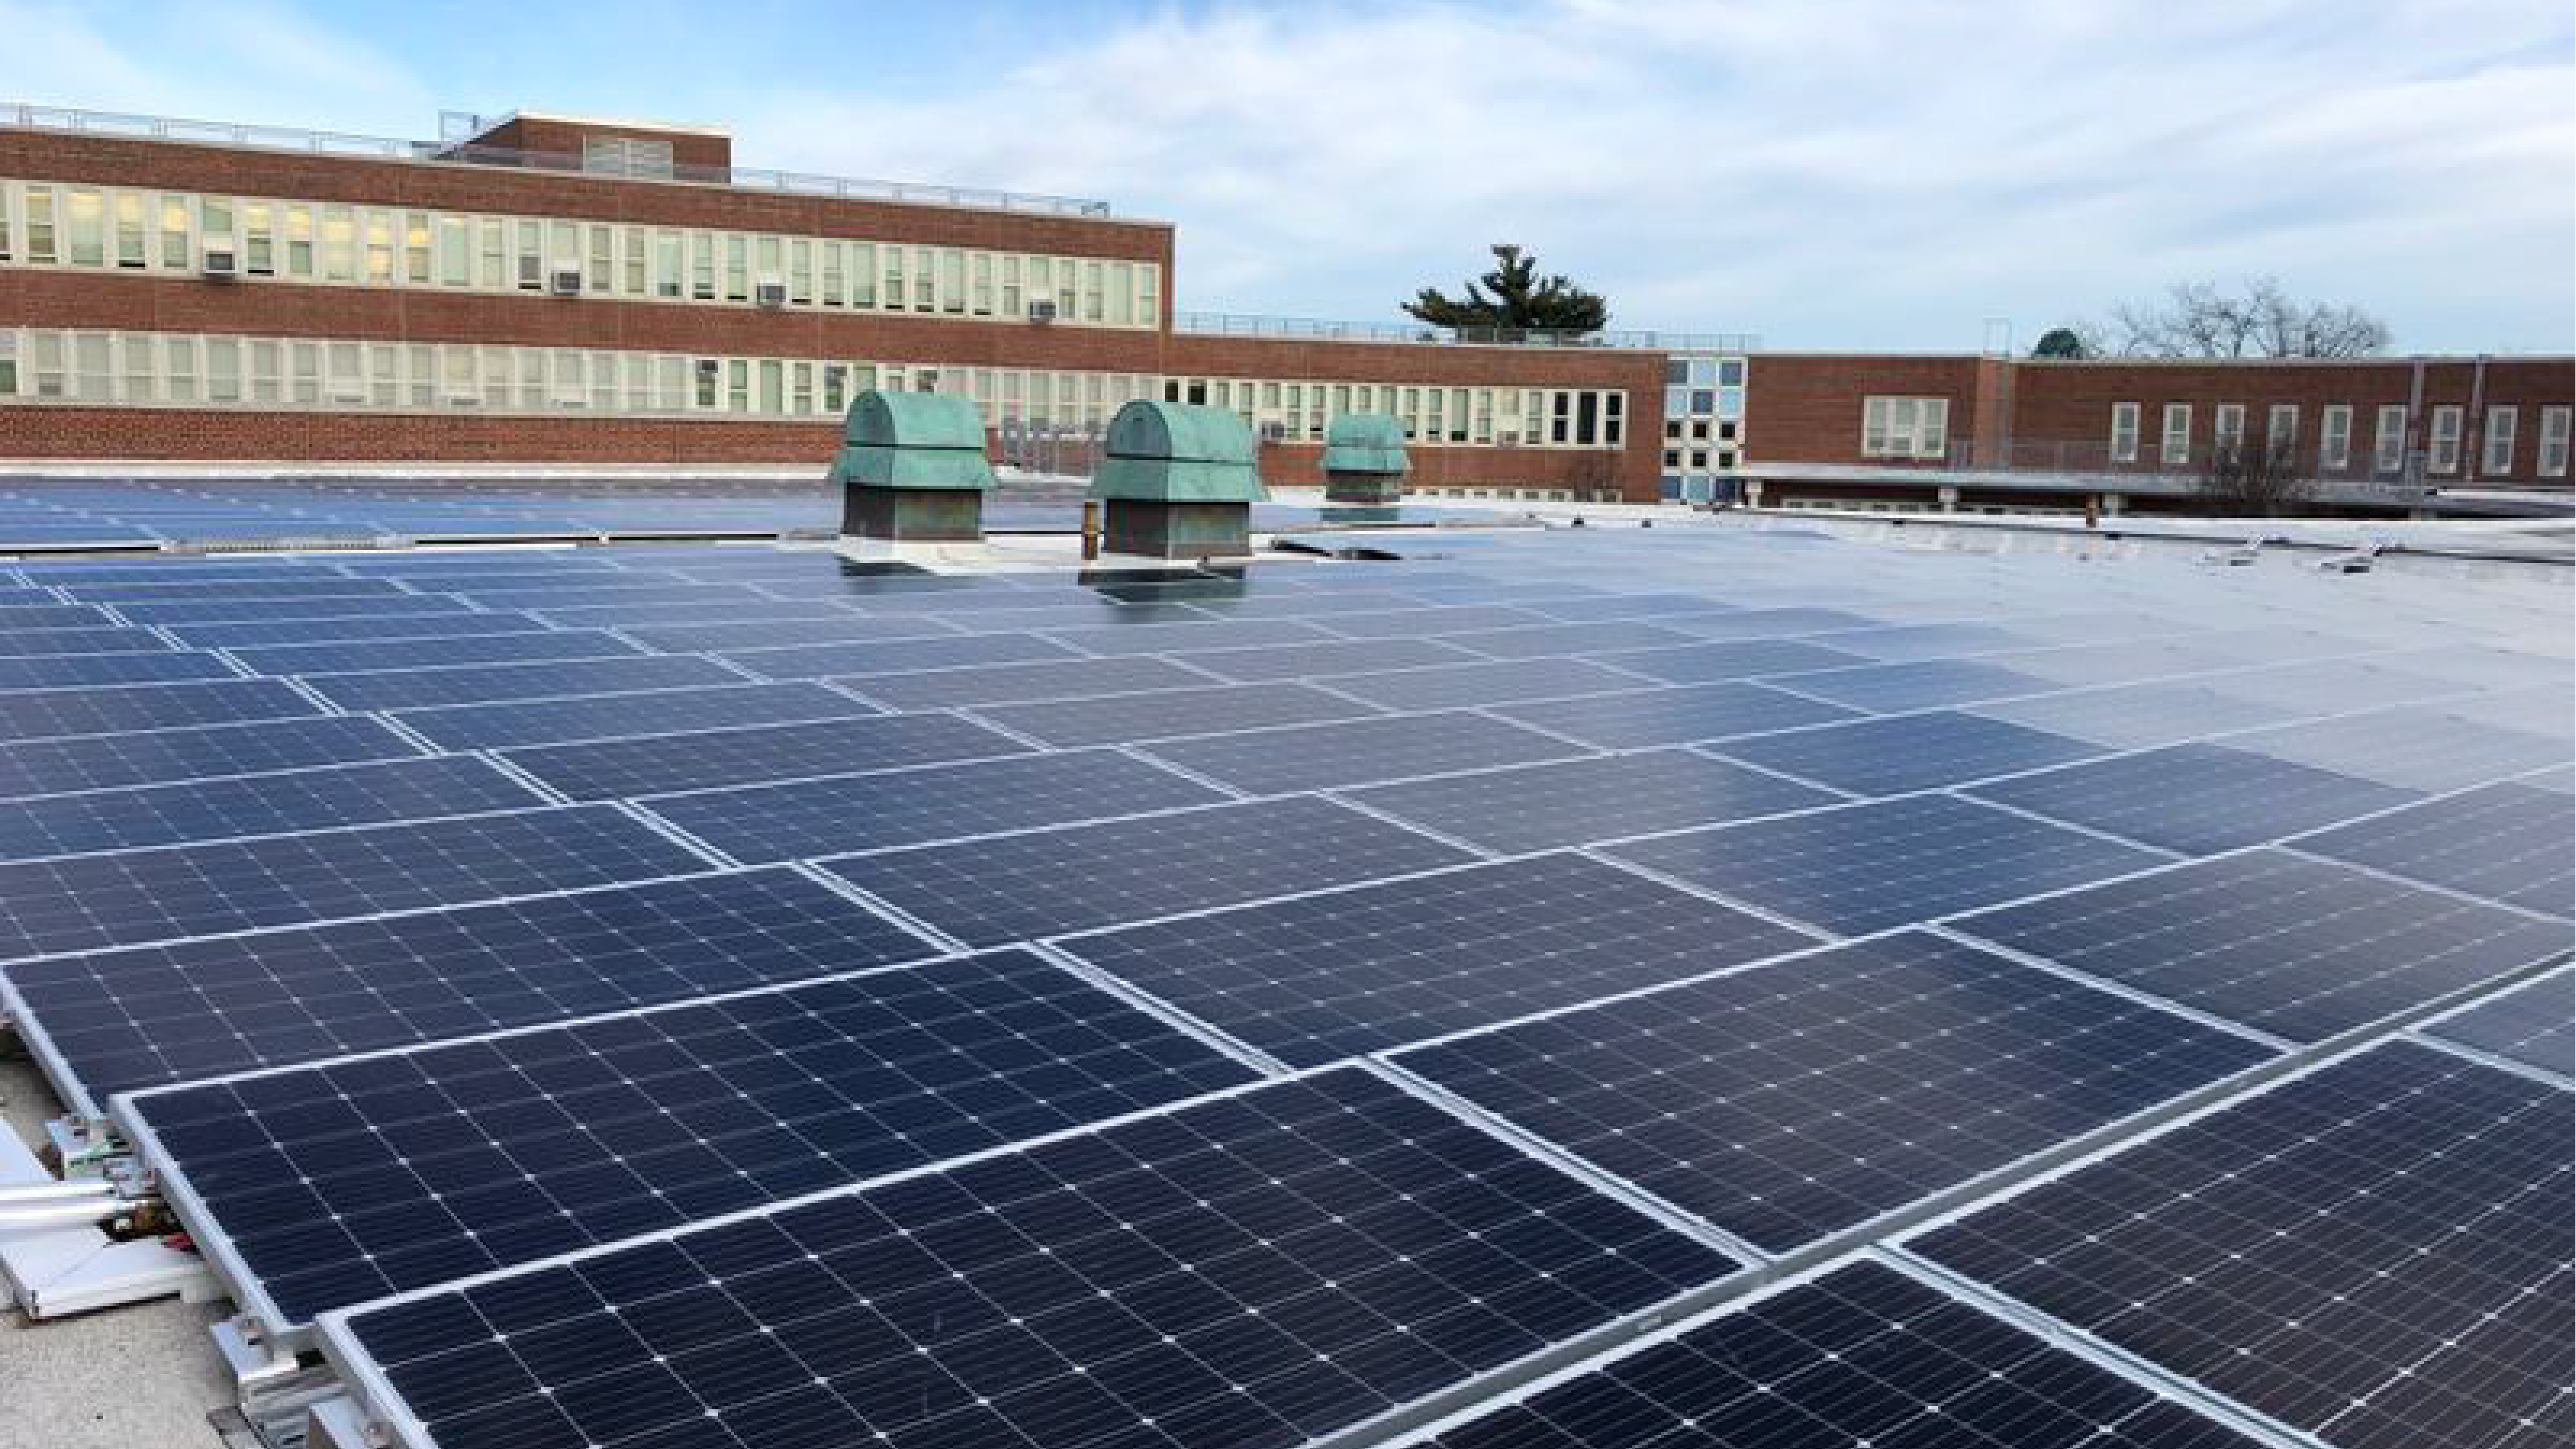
[
  {"xmin": 1743, "ymin": 355, "xmax": 1986, "ymax": 467},
  {"xmin": 469, "ymin": 118, "xmax": 733, "ymax": 174}
]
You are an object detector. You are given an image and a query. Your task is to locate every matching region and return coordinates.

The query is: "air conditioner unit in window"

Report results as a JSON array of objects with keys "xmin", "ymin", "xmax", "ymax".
[
  {"xmin": 753, "ymin": 280, "xmax": 788, "ymax": 309},
  {"xmin": 1497, "ymin": 430, "xmax": 1522, "ymax": 445},
  {"xmin": 548, "ymin": 267, "xmax": 584, "ymax": 296},
  {"xmin": 1259, "ymin": 422, "xmax": 1287, "ymax": 441},
  {"xmin": 200, "ymin": 246, "xmax": 239, "ymax": 279},
  {"xmin": 1028, "ymin": 299, "xmax": 1057, "ymax": 323}
]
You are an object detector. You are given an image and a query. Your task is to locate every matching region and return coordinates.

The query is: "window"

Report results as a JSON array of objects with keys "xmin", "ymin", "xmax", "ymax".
[
  {"xmin": 653, "ymin": 231, "xmax": 682, "ymax": 298},
  {"xmin": 65, "ymin": 188, "xmax": 104, "ymax": 265},
  {"xmin": 165, "ymin": 337, "xmax": 197, "ymax": 401},
  {"xmin": 24, "ymin": 187, "xmax": 55, "ymax": 263},
  {"xmin": 318, "ymin": 207, "xmax": 355, "ymax": 282},
  {"xmin": 2319, "ymin": 405, "xmax": 2352, "ymax": 470},
  {"xmin": 2160, "ymin": 404, "xmax": 2192, "ymax": 466},
  {"xmin": 2482, "ymin": 406, "xmax": 2517, "ymax": 474},
  {"xmin": 1861, "ymin": 396, "xmax": 1950, "ymax": 458},
  {"xmin": 119, "ymin": 332, "xmax": 152, "ymax": 399},
  {"xmin": 789, "ymin": 240, "xmax": 813, "ymax": 305},
  {"xmin": 582, "ymin": 135, "xmax": 674, "ymax": 178},
  {"xmin": 2372, "ymin": 405, "xmax": 2407, "ymax": 474},
  {"xmin": 588, "ymin": 226, "xmax": 614, "ymax": 294},
  {"xmin": 404, "ymin": 213, "xmax": 432, "ymax": 284},
  {"xmin": 621, "ymin": 229, "xmax": 645, "ymax": 296},
  {"xmin": 2540, "ymin": 407, "xmax": 2571, "ymax": 478},
  {"xmin": 689, "ymin": 232, "xmax": 715, "ymax": 299},
  {"xmin": 2427, "ymin": 405, "xmax": 2463, "ymax": 473},
  {"xmin": 0, "ymin": 186, "xmax": 12, "ymax": 261},
  {"xmin": 2266, "ymin": 404, "xmax": 2297, "ymax": 453},
  {"xmin": 2213, "ymin": 404, "xmax": 2246, "ymax": 460},
  {"xmin": 437, "ymin": 217, "xmax": 470, "ymax": 286},
  {"xmin": 283, "ymin": 205, "xmax": 315, "ymax": 278},
  {"xmin": 477, "ymin": 219, "xmax": 506, "ymax": 289},
  {"xmin": 158, "ymin": 194, "xmax": 192, "ymax": 269},
  {"xmin": 2108, "ymin": 402, "xmax": 2140, "ymax": 462},
  {"xmin": 113, "ymin": 193, "xmax": 146, "ymax": 267}
]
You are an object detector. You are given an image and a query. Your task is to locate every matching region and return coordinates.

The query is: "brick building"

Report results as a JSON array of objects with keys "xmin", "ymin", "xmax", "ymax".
[{"xmin": 1, "ymin": 102, "xmax": 2566, "ymax": 513}]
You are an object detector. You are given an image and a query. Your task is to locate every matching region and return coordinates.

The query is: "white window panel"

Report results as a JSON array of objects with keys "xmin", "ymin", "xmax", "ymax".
[
  {"xmin": 2482, "ymin": 406, "xmax": 2516, "ymax": 474},
  {"xmin": 2319, "ymin": 405, "xmax": 2352, "ymax": 470},
  {"xmin": 2540, "ymin": 407, "xmax": 2571, "ymax": 478},
  {"xmin": 2427, "ymin": 405, "xmax": 2463, "ymax": 473},
  {"xmin": 2109, "ymin": 402, "xmax": 2140, "ymax": 462},
  {"xmin": 2160, "ymin": 403, "xmax": 2192, "ymax": 466}
]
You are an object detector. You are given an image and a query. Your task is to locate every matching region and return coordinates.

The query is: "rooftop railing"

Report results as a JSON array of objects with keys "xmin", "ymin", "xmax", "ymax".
[
  {"xmin": 1177, "ymin": 311, "xmax": 1758, "ymax": 354},
  {"xmin": 0, "ymin": 101, "xmax": 1116, "ymax": 218}
]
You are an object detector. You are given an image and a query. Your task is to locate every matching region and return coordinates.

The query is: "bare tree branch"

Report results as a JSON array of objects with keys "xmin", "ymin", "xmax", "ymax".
[{"xmin": 2099, "ymin": 277, "xmax": 2388, "ymax": 358}]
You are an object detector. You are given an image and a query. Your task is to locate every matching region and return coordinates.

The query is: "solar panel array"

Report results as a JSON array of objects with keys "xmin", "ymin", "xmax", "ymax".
[{"xmin": 0, "ymin": 517, "xmax": 2563, "ymax": 1449}]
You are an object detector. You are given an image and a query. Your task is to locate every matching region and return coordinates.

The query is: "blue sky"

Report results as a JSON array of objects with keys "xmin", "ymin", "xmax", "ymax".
[{"xmin": 5, "ymin": 0, "xmax": 2571, "ymax": 352}]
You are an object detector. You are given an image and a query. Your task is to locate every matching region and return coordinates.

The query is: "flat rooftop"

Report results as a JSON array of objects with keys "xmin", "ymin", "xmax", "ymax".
[{"xmin": 0, "ymin": 495, "xmax": 2568, "ymax": 1449}]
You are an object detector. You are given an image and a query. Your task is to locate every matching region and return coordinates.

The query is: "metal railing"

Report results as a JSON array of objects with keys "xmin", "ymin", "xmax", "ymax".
[
  {"xmin": 1936, "ymin": 437, "xmax": 2428, "ymax": 491},
  {"xmin": 0, "ymin": 101, "xmax": 1115, "ymax": 218},
  {"xmin": 1176, "ymin": 312, "xmax": 1758, "ymax": 354}
]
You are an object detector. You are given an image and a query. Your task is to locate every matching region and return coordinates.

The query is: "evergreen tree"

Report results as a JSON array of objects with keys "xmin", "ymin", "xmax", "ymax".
[{"xmin": 1404, "ymin": 245, "xmax": 1609, "ymax": 335}]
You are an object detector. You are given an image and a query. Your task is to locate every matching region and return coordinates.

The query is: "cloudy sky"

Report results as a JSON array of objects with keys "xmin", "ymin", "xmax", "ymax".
[{"xmin": 5, "ymin": 0, "xmax": 2568, "ymax": 352}]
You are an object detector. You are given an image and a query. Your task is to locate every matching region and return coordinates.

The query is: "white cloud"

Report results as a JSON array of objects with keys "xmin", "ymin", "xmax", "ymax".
[
  {"xmin": 0, "ymin": 0, "xmax": 433, "ymax": 139},
  {"xmin": 739, "ymin": 0, "xmax": 2575, "ymax": 351}
]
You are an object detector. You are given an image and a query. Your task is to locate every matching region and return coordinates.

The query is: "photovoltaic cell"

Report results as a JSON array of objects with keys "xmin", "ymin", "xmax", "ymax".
[
  {"xmin": 1345, "ymin": 749, "xmax": 1836, "ymax": 854},
  {"xmin": 1969, "ymin": 681, "xmax": 2303, "ymax": 750},
  {"xmin": 58, "ymin": 578, "xmax": 409, "ymax": 603},
  {"xmin": 0, "ymin": 716, "xmax": 423, "ymax": 801},
  {"xmin": 1313, "ymin": 658, "xmax": 1655, "ymax": 711},
  {"xmin": 301, "ymin": 655, "xmax": 745, "ymax": 711},
  {"xmin": 472, "ymin": 584, "xmax": 777, "ymax": 613},
  {"xmin": 1406, "ymin": 1260, "xmax": 2264, "ymax": 1449},
  {"xmin": 1653, "ymin": 605, "xmax": 1877, "ymax": 640},
  {"xmin": 819, "ymin": 796, "xmax": 1474, "ymax": 946},
  {"xmin": 2422, "ymin": 968, "xmax": 2573, "ymax": 1079},
  {"xmin": 2290, "ymin": 779, "xmax": 2574, "ymax": 917},
  {"xmin": 641, "ymin": 749, "xmax": 1228, "ymax": 862},
  {"xmin": 1764, "ymin": 658, "xmax": 2059, "ymax": 712},
  {"xmin": 970, "ymin": 681, "xmax": 1383, "ymax": 746},
  {"xmin": 326, "ymin": 1069, "xmax": 1740, "ymax": 1449},
  {"xmin": 1953, "ymin": 850, "xmax": 2573, "ymax": 1044},
  {"xmin": 128, "ymin": 947, "xmax": 1260, "ymax": 1325},
  {"xmin": 0, "ymin": 626, "xmax": 174, "ymax": 658},
  {"xmin": 0, "ymin": 604, "xmax": 115, "ymax": 631},
  {"xmin": 839, "ymin": 655, "xmax": 1217, "ymax": 711},
  {"xmin": 1967, "ymin": 743, "xmax": 2424, "ymax": 854},
  {"xmin": 722, "ymin": 632, "xmax": 1075, "ymax": 680},
  {"xmin": 0, "ymin": 755, "xmax": 543, "ymax": 863},
  {"xmin": 0, "ymin": 805, "xmax": 711, "ymax": 963},
  {"xmin": 109, "ymin": 595, "xmax": 478, "ymax": 627},
  {"xmin": 1314, "ymin": 603, "xmax": 1557, "ymax": 638},
  {"xmin": 1036, "ymin": 617, "xmax": 1341, "ymax": 657},
  {"xmin": 224, "ymin": 630, "xmax": 647, "ymax": 677},
  {"xmin": 1491, "ymin": 680, "xmax": 1859, "ymax": 748},
  {"xmin": 0, "ymin": 679, "xmax": 321, "ymax": 744},
  {"xmin": 1712, "ymin": 710, "xmax": 2105, "ymax": 796},
  {"xmin": 1519, "ymin": 591, "xmax": 1737, "ymax": 623},
  {"xmin": 1059, "ymin": 852, "xmax": 1818, "ymax": 1066},
  {"xmin": 1604, "ymin": 793, "xmax": 2168, "ymax": 936},
  {"xmin": 392, "ymin": 682, "xmax": 879, "ymax": 751},
  {"xmin": 1913, "ymin": 1042, "xmax": 2574, "ymax": 1449},
  {"xmin": 1397, "ymin": 931, "xmax": 2275, "ymax": 1252},
  {"xmin": 0, "ymin": 651, "xmax": 241, "ymax": 690},
  {"xmin": 1807, "ymin": 620, "xmax": 2040, "ymax": 660},
  {"xmin": 614, "ymin": 616, "xmax": 963, "ymax": 653},
  {"xmin": 1433, "ymin": 620, "xmax": 1703, "ymax": 660},
  {"xmin": 6, "ymin": 867, "xmax": 938, "ymax": 1116},
  {"xmin": 1140, "ymin": 711, "xmax": 1589, "ymax": 794}
]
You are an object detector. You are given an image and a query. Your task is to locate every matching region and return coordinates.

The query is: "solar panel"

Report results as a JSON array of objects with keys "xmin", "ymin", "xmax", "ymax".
[
  {"xmin": 820, "ymin": 796, "xmax": 1473, "ymax": 947},
  {"xmin": 613, "ymin": 616, "xmax": 964, "ymax": 653},
  {"xmin": 165, "ymin": 612, "xmax": 554, "ymax": 648},
  {"xmin": 1397, "ymin": 931, "xmax": 2274, "ymax": 1252},
  {"xmin": 721, "ymin": 631, "xmax": 1077, "ymax": 680},
  {"xmin": 4, "ymin": 866, "xmax": 935, "ymax": 1116},
  {"xmin": 0, "ymin": 715, "xmax": 424, "ymax": 801},
  {"xmin": 352, "ymin": 568, "xmax": 686, "ymax": 592},
  {"xmin": 1313, "ymin": 657, "xmax": 1656, "ymax": 711},
  {"xmin": 1406, "ymin": 1260, "xmax": 2265, "ymax": 1449},
  {"xmin": 2222, "ymin": 708, "xmax": 2573, "ymax": 793},
  {"xmin": 1653, "ymin": 605, "xmax": 1878, "ymax": 639},
  {"xmin": 321, "ymin": 1068, "xmax": 1741, "ymax": 1449},
  {"xmin": 1604, "ymin": 793, "xmax": 2169, "ymax": 936},
  {"xmin": 1034, "ymin": 618, "xmax": 1342, "ymax": 657},
  {"xmin": 1807, "ymin": 620, "xmax": 2041, "ymax": 660},
  {"xmin": 837, "ymin": 655, "xmax": 1217, "ymax": 711},
  {"xmin": 1434, "ymin": 620, "xmax": 1703, "ymax": 659},
  {"xmin": 0, "ymin": 805, "xmax": 712, "ymax": 963},
  {"xmin": 470, "ymin": 583, "xmax": 778, "ymax": 613},
  {"xmin": 1765, "ymin": 658, "xmax": 2059, "ymax": 712},
  {"xmin": 125, "ymin": 946, "xmax": 1262, "ymax": 1327},
  {"xmin": 0, "ymin": 755, "xmax": 544, "ymax": 863},
  {"xmin": 1160, "ymin": 636, "xmax": 1487, "ymax": 682},
  {"xmin": 1969, "ymin": 680, "xmax": 2303, "ymax": 749},
  {"xmin": 1952, "ymin": 850, "xmax": 2572, "ymax": 1044},
  {"xmin": 640, "ymin": 749, "xmax": 1230, "ymax": 863},
  {"xmin": 1173, "ymin": 589, "xmax": 1432, "ymax": 620},
  {"xmin": 1966, "ymin": 743, "xmax": 2424, "ymax": 854},
  {"xmin": 0, "ymin": 626, "xmax": 175, "ymax": 657},
  {"xmin": 1911, "ymin": 1042, "xmax": 2574, "ymax": 1449},
  {"xmin": 2290, "ymin": 779, "xmax": 2574, "ymax": 917},
  {"xmin": 0, "ymin": 603, "xmax": 115, "ymax": 631},
  {"xmin": 531, "ymin": 599, "xmax": 857, "ymax": 630},
  {"xmin": 0, "ymin": 650, "xmax": 243, "ymax": 690},
  {"xmin": 58, "ymin": 578, "xmax": 409, "ymax": 603},
  {"xmin": 500, "ymin": 713, "xmax": 1030, "ymax": 800},
  {"xmin": 1593, "ymin": 637, "xmax": 1872, "ymax": 683},
  {"xmin": 1345, "ymin": 749, "xmax": 1836, "ymax": 854},
  {"xmin": 302, "ymin": 655, "xmax": 745, "ymax": 711},
  {"xmin": 109, "ymin": 595, "xmax": 479, "ymax": 626},
  {"xmin": 1057, "ymin": 852, "xmax": 1817, "ymax": 1066},
  {"xmin": 969, "ymin": 680, "xmax": 1383, "ymax": 746},
  {"xmin": 1519, "ymin": 591, "xmax": 1737, "ymax": 623},
  {"xmin": 224, "ymin": 630, "xmax": 648, "ymax": 677},
  {"xmin": 1138, "ymin": 711, "xmax": 1590, "ymax": 793},
  {"xmin": 1711, "ymin": 711, "xmax": 2105, "ymax": 796},
  {"xmin": 1491, "ymin": 680, "xmax": 1860, "ymax": 748},
  {"xmin": 0, "ymin": 678, "xmax": 321, "ymax": 744},
  {"xmin": 392, "ymin": 681, "xmax": 879, "ymax": 751},
  {"xmin": 2422, "ymin": 968, "xmax": 2574, "ymax": 1078},
  {"xmin": 1309, "ymin": 603, "xmax": 1557, "ymax": 637},
  {"xmin": 935, "ymin": 601, "xmax": 1218, "ymax": 632}
]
